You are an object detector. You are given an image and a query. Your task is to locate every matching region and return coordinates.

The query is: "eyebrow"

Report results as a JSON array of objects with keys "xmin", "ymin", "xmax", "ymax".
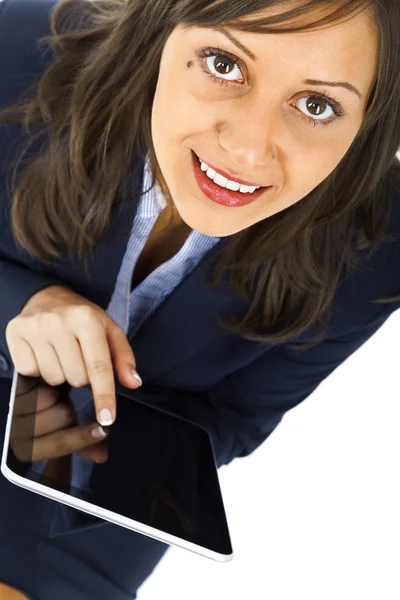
[{"xmin": 219, "ymin": 28, "xmax": 363, "ymax": 100}]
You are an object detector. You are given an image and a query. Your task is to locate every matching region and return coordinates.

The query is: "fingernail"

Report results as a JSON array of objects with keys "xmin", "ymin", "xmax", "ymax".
[
  {"xmin": 92, "ymin": 425, "xmax": 108, "ymax": 438},
  {"xmin": 131, "ymin": 369, "xmax": 142, "ymax": 386},
  {"xmin": 98, "ymin": 408, "xmax": 113, "ymax": 426}
]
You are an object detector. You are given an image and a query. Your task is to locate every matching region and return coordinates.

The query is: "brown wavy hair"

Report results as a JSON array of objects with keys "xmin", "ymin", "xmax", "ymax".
[{"xmin": 1, "ymin": 0, "xmax": 400, "ymax": 351}]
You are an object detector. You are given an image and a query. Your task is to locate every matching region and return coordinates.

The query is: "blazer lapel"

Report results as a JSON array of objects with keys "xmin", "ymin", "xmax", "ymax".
[{"xmin": 129, "ymin": 238, "xmax": 249, "ymax": 383}]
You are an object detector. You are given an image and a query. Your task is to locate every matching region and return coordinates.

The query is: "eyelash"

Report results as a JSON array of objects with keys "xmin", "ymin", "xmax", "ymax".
[{"xmin": 195, "ymin": 46, "xmax": 347, "ymax": 128}]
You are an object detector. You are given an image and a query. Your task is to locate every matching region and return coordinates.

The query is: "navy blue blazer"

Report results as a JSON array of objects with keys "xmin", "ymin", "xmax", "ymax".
[{"xmin": 1, "ymin": 0, "xmax": 400, "ymax": 467}]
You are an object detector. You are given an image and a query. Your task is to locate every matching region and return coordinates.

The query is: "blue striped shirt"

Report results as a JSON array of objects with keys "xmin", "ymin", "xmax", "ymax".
[{"xmin": 106, "ymin": 153, "xmax": 221, "ymax": 339}]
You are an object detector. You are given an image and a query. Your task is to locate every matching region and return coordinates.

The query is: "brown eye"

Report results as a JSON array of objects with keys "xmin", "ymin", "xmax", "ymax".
[
  {"xmin": 306, "ymin": 96, "xmax": 328, "ymax": 116},
  {"xmin": 213, "ymin": 55, "xmax": 235, "ymax": 76},
  {"xmin": 294, "ymin": 94, "xmax": 340, "ymax": 125},
  {"xmin": 197, "ymin": 47, "xmax": 245, "ymax": 84}
]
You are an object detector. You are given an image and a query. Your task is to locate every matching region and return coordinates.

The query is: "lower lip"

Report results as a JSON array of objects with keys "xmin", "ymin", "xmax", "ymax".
[{"xmin": 191, "ymin": 151, "xmax": 270, "ymax": 208}]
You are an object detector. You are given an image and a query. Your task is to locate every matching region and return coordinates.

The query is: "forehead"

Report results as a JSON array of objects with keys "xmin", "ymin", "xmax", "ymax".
[
  {"xmin": 242, "ymin": 6, "xmax": 376, "ymax": 64},
  {"xmin": 239, "ymin": 3, "xmax": 378, "ymax": 53}
]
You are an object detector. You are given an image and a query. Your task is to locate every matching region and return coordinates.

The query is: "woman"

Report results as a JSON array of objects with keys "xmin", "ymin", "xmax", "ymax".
[{"xmin": 0, "ymin": 0, "xmax": 399, "ymax": 597}]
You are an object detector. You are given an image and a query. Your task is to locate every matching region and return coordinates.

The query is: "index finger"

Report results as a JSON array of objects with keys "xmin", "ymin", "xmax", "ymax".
[{"xmin": 77, "ymin": 325, "xmax": 116, "ymax": 426}]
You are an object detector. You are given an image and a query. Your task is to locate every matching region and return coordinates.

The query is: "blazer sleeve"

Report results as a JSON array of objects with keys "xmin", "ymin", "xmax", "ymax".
[
  {"xmin": 130, "ymin": 309, "xmax": 393, "ymax": 467},
  {"xmin": 0, "ymin": 258, "xmax": 76, "ymax": 360}
]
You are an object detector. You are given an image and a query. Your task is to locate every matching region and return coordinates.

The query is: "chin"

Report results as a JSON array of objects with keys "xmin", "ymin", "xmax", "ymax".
[
  {"xmin": 188, "ymin": 220, "xmax": 238, "ymax": 238},
  {"xmin": 173, "ymin": 197, "xmax": 250, "ymax": 238},
  {"xmin": 200, "ymin": 229, "xmax": 231, "ymax": 238}
]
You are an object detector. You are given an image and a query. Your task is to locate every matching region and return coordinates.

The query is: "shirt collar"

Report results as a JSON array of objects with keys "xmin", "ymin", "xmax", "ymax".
[{"xmin": 137, "ymin": 153, "xmax": 167, "ymax": 218}]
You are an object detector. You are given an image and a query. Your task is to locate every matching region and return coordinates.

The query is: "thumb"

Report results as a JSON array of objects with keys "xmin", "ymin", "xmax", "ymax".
[{"xmin": 106, "ymin": 320, "xmax": 143, "ymax": 389}]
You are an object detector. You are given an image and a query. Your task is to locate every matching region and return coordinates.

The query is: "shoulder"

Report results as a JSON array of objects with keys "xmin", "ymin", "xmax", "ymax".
[
  {"xmin": 0, "ymin": 0, "xmax": 60, "ymax": 109},
  {"xmin": 329, "ymin": 177, "xmax": 400, "ymax": 337}
]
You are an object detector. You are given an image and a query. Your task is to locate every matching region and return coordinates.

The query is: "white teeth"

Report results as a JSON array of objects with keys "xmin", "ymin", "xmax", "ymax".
[
  {"xmin": 226, "ymin": 180, "xmax": 241, "ymax": 192},
  {"xmin": 199, "ymin": 158, "xmax": 260, "ymax": 193},
  {"xmin": 239, "ymin": 183, "xmax": 257, "ymax": 193}
]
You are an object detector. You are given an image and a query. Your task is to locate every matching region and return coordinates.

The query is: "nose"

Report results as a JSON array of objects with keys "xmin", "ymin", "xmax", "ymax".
[{"xmin": 217, "ymin": 101, "xmax": 279, "ymax": 169}]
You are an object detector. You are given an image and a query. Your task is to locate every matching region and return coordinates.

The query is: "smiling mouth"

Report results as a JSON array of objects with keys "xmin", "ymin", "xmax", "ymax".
[
  {"xmin": 191, "ymin": 149, "xmax": 272, "ymax": 208},
  {"xmin": 192, "ymin": 150, "xmax": 270, "ymax": 190}
]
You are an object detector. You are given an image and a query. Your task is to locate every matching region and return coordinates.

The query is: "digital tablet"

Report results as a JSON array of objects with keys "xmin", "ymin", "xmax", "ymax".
[{"xmin": 1, "ymin": 368, "xmax": 233, "ymax": 562}]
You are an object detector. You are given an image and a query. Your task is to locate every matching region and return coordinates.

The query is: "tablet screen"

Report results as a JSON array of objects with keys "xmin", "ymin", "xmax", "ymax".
[{"xmin": 4, "ymin": 373, "xmax": 232, "ymax": 557}]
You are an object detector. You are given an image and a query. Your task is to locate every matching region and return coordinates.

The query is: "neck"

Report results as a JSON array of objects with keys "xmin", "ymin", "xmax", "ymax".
[{"xmin": 156, "ymin": 175, "xmax": 188, "ymax": 229}]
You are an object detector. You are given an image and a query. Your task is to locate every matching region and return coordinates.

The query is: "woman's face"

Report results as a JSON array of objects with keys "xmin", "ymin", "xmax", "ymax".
[{"xmin": 151, "ymin": 5, "xmax": 378, "ymax": 237}]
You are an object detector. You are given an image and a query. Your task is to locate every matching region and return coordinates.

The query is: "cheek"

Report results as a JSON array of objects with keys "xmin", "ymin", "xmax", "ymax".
[
  {"xmin": 154, "ymin": 67, "xmax": 213, "ymax": 135},
  {"xmin": 153, "ymin": 87, "xmax": 188, "ymax": 142},
  {"xmin": 278, "ymin": 149, "xmax": 340, "ymax": 210},
  {"xmin": 292, "ymin": 138, "xmax": 351, "ymax": 191}
]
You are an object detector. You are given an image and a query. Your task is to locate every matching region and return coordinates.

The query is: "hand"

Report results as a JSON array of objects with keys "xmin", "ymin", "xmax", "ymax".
[
  {"xmin": 5, "ymin": 285, "xmax": 142, "ymax": 426},
  {"xmin": 10, "ymin": 375, "xmax": 109, "ymax": 464}
]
